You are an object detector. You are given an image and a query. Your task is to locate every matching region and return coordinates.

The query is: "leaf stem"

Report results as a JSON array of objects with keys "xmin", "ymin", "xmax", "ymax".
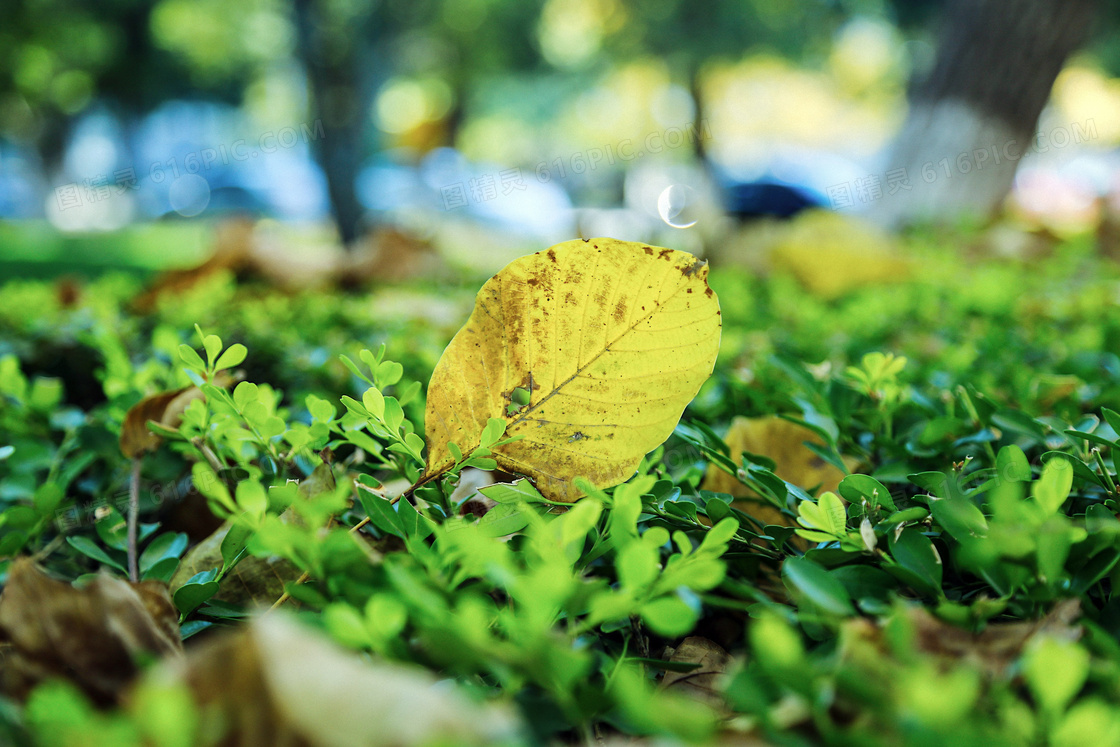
[
  {"xmin": 127, "ymin": 457, "xmax": 141, "ymax": 583},
  {"xmin": 1093, "ymin": 448, "xmax": 1118, "ymax": 497}
]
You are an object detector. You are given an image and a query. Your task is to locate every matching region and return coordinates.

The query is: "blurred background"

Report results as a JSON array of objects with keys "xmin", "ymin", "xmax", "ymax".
[{"xmin": 2, "ymin": 0, "xmax": 1120, "ymax": 280}]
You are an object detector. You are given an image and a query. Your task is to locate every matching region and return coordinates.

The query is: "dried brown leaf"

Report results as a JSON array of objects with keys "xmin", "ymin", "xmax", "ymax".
[
  {"xmin": 139, "ymin": 614, "xmax": 519, "ymax": 746},
  {"xmin": 119, "ymin": 386, "xmax": 192, "ymax": 458},
  {"xmin": 660, "ymin": 636, "xmax": 733, "ymax": 712},
  {"xmin": 170, "ymin": 521, "xmax": 298, "ymax": 608},
  {"xmin": 0, "ymin": 558, "xmax": 181, "ymax": 704}
]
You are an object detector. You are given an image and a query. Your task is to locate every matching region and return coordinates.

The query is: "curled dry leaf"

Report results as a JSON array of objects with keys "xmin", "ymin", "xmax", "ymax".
[
  {"xmin": 0, "ymin": 558, "xmax": 181, "ymax": 704},
  {"xmin": 169, "ymin": 521, "xmax": 298, "ymax": 608},
  {"xmin": 702, "ymin": 416, "xmax": 857, "ymax": 530},
  {"xmin": 120, "ymin": 372, "xmax": 235, "ymax": 458},
  {"xmin": 119, "ymin": 386, "xmax": 200, "ymax": 459},
  {"xmin": 660, "ymin": 636, "xmax": 733, "ymax": 712},
  {"xmin": 138, "ymin": 613, "xmax": 520, "ymax": 746},
  {"xmin": 424, "ymin": 238, "xmax": 721, "ymax": 502}
]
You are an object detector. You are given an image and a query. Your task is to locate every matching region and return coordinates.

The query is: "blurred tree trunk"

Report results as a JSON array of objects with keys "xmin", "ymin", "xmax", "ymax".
[
  {"xmin": 869, "ymin": 0, "xmax": 1095, "ymax": 228},
  {"xmin": 293, "ymin": 0, "xmax": 378, "ymax": 246}
]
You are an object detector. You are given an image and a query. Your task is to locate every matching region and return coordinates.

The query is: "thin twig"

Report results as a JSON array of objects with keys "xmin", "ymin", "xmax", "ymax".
[
  {"xmin": 127, "ymin": 457, "xmax": 142, "ymax": 582},
  {"xmin": 267, "ymin": 570, "xmax": 310, "ymax": 613},
  {"xmin": 197, "ymin": 441, "xmax": 225, "ymax": 473},
  {"xmin": 31, "ymin": 533, "xmax": 66, "ymax": 563}
]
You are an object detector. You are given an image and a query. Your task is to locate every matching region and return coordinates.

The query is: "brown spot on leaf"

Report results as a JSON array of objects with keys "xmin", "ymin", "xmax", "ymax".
[
  {"xmin": 682, "ymin": 259, "xmax": 706, "ymax": 277},
  {"xmin": 613, "ymin": 299, "xmax": 627, "ymax": 322},
  {"xmin": 643, "ymin": 246, "xmax": 654, "ymax": 255},
  {"xmin": 658, "ymin": 248, "xmax": 672, "ymax": 260}
]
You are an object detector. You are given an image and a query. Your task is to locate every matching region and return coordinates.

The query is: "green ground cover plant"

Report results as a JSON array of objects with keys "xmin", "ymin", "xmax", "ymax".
[{"xmin": 3, "ymin": 231, "xmax": 1120, "ymax": 745}]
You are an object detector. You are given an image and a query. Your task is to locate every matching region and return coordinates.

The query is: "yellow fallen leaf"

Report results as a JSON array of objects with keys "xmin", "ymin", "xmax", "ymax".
[
  {"xmin": 703, "ymin": 416, "xmax": 856, "ymax": 529},
  {"xmin": 424, "ymin": 237, "xmax": 721, "ymax": 502},
  {"xmin": 769, "ymin": 209, "xmax": 909, "ymax": 299}
]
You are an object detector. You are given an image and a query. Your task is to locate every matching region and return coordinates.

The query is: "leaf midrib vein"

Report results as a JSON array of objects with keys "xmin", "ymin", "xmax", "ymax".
[{"xmin": 507, "ymin": 257, "xmax": 704, "ymax": 430}]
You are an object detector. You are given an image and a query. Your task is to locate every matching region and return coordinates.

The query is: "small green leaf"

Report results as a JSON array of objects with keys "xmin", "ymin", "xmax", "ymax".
[
  {"xmin": 362, "ymin": 388, "xmax": 386, "ymax": 419},
  {"xmin": 930, "ymin": 497, "xmax": 988, "ymax": 541},
  {"xmin": 618, "ymin": 542, "xmax": 658, "ymax": 591},
  {"xmin": 480, "ymin": 417, "xmax": 506, "ymax": 448},
  {"xmin": 1064, "ymin": 429, "xmax": 1114, "ymax": 448},
  {"xmin": 1034, "ymin": 458, "xmax": 1074, "ymax": 514},
  {"xmin": 214, "ymin": 343, "xmax": 247, "ymax": 372},
  {"xmin": 139, "ymin": 532, "xmax": 188, "ymax": 575},
  {"xmin": 178, "ymin": 345, "xmax": 206, "ymax": 371},
  {"xmin": 838, "ymin": 474, "xmax": 897, "ymax": 512},
  {"xmin": 887, "ymin": 528, "xmax": 942, "ymax": 595},
  {"xmin": 883, "ymin": 507, "xmax": 929, "ymax": 525},
  {"xmin": 259, "ymin": 416, "xmax": 286, "ymax": 440},
  {"xmin": 781, "ymin": 556, "xmax": 855, "ymax": 616},
  {"xmin": 142, "ymin": 555, "xmax": 181, "ymax": 583},
  {"xmin": 33, "ymin": 483, "xmax": 64, "ymax": 515},
  {"xmin": 397, "ymin": 381, "xmax": 422, "ymax": 407},
  {"xmin": 220, "ymin": 522, "xmax": 253, "ymax": 572},
  {"xmin": 375, "ymin": 360, "xmax": 404, "ymax": 388},
  {"xmin": 797, "ymin": 492, "xmax": 846, "ymax": 538},
  {"xmin": 66, "ymin": 536, "xmax": 126, "ymax": 573},
  {"xmin": 201, "ymin": 334, "xmax": 222, "ymax": 365},
  {"xmin": 478, "ymin": 503, "xmax": 530, "ymax": 537},
  {"xmin": 700, "ymin": 517, "xmax": 739, "ymax": 551},
  {"xmin": 360, "ymin": 493, "xmax": 405, "ymax": 539},
  {"xmin": 323, "ymin": 603, "xmax": 372, "ymax": 649},
  {"xmin": 307, "ymin": 395, "xmax": 335, "ymax": 422},
  {"xmin": 383, "ymin": 398, "xmax": 404, "ymax": 433},
  {"xmin": 1025, "ymin": 637, "xmax": 1089, "ymax": 715},
  {"xmin": 235, "ymin": 481, "xmax": 268, "ymax": 519},
  {"xmin": 233, "ymin": 382, "xmax": 259, "ymax": 410},
  {"xmin": 480, "ymin": 479, "xmax": 549, "ymax": 504},
  {"xmin": 340, "ymin": 354, "xmax": 374, "ymax": 386},
  {"xmin": 996, "ymin": 445, "xmax": 1031, "ymax": 483},
  {"xmin": 1102, "ymin": 408, "xmax": 1120, "ymax": 440},
  {"xmin": 641, "ymin": 595, "xmax": 698, "ymax": 637},
  {"xmin": 174, "ymin": 578, "xmax": 220, "ymax": 617}
]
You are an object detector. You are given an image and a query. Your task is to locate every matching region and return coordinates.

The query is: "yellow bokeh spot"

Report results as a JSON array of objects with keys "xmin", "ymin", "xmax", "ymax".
[
  {"xmin": 1052, "ymin": 65, "xmax": 1120, "ymax": 147},
  {"xmin": 375, "ymin": 77, "xmax": 453, "ymax": 135}
]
